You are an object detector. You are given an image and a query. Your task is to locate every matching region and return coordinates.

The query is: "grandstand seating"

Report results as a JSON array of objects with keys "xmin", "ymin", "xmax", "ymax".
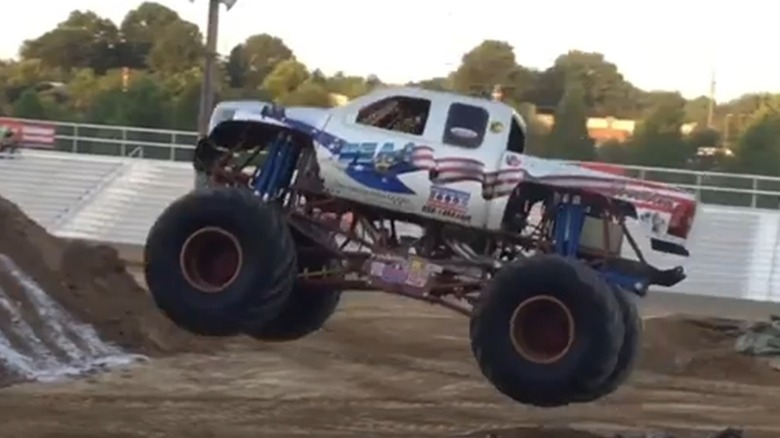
[
  {"xmin": 0, "ymin": 151, "xmax": 124, "ymax": 230},
  {"xmin": 0, "ymin": 150, "xmax": 192, "ymax": 244},
  {"xmin": 55, "ymin": 158, "xmax": 192, "ymax": 244}
]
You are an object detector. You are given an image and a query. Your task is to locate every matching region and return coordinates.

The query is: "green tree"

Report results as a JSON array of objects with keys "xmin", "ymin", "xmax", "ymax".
[
  {"xmin": 542, "ymin": 82, "xmax": 595, "ymax": 161},
  {"xmin": 171, "ymin": 81, "xmax": 201, "ymax": 130},
  {"xmin": 410, "ymin": 77, "xmax": 452, "ymax": 91},
  {"xmin": 120, "ymin": 2, "xmax": 182, "ymax": 68},
  {"xmin": 147, "ymin": 20, "xmax": 204, "ymax": 74},
  {"xmin": 515, "ymin": 102, "xmax": 549, "ymax": 156},
  {"xmin": 87, "ymin": 76, "xmax": 170, "ymax": 127},
  {"xmin": 684, "ymin": 95, "xmax": 713, "ymax": 125},
  {"xmin": 729, "ymin": 108, "xmax": 780, "ymax": 176},
  {"xmin": 227, "ymin": 34, "xmax": 295, "ymax": 90},
  {"xmin": 597, "ymin": 139, "xmax": 633, "ymax": 164},
  {"xmin": 21, "ymin": 10, "xmax": 121, "ymax": 73},
  {"xmin": 629, "ymin": 93, "xmax": 695, "ymax": 168},
  {"xmin": 262, "ymin": 60, "xmax": 309, "ymax": 100},
  {"xmin": 279, "ymin": 81, "xmax": 332, "ymax": 107},
  {"xmin": 687, "ymin": 127, "xmax": 721, "ymax": 150},
  {"xmin": 325, "ymin": 72, "xmax": 373, "ymax": 98},
  {"xmin": 451, "ymin": 40, "xmax": 534, "ymax": 101},
  {"xmin": 12, "ymin": 89, "xmax": 48, "ymax": 118},
  {"xmin": 527, "ymin": 51, "xmax": 638, "ymax": 118}
]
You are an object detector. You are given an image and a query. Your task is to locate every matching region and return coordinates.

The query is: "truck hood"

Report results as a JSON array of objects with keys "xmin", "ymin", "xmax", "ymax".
[
  {"xmin": 215, "ymin": 102, "xmax": 332, "ymax": 132},
  {"xmin": 509, "ymin": 154, "xmax": 697, "ymax": 245}
]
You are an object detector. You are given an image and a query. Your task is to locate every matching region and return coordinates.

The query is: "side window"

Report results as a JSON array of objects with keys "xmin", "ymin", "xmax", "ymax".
[
  {"xmin": 442, "ymin": 103, "xmax": 489, "ymax": 148},
  {"xmin": 355, "ymin": 96, "xmax": 430, "ymax": 136},
  {"xmin": 507, "ymin": 117, "xmax": 525, "ymax": 154}
]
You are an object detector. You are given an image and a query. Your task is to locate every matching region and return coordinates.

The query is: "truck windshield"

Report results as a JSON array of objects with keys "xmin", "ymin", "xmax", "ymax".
[{"xmin": 506, "ymin": 112, "xmax": 526, "ymax": 154}]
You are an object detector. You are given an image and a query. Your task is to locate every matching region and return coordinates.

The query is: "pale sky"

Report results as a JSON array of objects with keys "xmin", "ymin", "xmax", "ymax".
[{"xmin": 0, "ymin": 0, "xmax": 775, "ymax": 101}]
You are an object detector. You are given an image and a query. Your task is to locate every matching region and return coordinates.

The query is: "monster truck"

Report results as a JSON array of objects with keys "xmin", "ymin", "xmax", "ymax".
[{"xmin": 144, "ymin": 87, "xmax": 696, "ymax": 407}]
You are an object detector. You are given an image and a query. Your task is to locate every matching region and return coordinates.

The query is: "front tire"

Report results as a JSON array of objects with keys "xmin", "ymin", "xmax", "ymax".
[
  {"xmin": 469, "ymin": 255, "xmax": 624, "ymax": 407},
  {"xmin": 144, "ymin": 187, "xmax": 297, "ymax": 336},
  {"xmin": 570, "ymin": 285, "xmax": 642, "ymax": 403}
]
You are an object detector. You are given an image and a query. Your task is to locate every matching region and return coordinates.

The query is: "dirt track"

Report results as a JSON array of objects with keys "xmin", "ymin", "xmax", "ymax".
[
  {"xmin": 0, "ymin": 292, "xmax": 777, "ymax": 438},
  {"xmin": 1, "ymin": 195, "xmax": 780, "ymax": 437}
]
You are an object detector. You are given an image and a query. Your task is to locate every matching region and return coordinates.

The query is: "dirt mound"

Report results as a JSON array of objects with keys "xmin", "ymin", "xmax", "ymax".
[
  {"xmin": 639, "ymin": 315, "xmax": 780, "ymax": 384},
  {"xmin": 0, "ymin": 195, "xmax": 218, "ymax": 384}
]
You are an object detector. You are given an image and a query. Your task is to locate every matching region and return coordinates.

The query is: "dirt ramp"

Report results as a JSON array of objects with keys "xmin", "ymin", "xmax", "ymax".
[
  {"xmin": 639, "ymin": 315, "xmax": 780, "ymax": 384},
  {"xmin": 0, "ymin": 195, "xmax": 217, "ymax": 385},
  {"xmin": 57, "ymin": 240, "xmax": 218, "ymax": 355}
]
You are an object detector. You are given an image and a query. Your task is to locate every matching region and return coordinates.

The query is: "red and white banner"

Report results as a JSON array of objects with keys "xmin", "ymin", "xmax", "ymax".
[{"xmin": 0, "ymin": 118, "xmax": 56, "ymax": 149}]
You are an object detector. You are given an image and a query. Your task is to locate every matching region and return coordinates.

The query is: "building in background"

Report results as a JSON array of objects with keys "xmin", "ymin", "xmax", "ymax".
[{"xmin": 536, "ymin": 114, "xmax": 697, "ymax": 145}]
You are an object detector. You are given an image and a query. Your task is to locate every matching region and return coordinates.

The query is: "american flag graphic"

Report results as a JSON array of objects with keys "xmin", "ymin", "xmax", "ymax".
[{"xmin": 410, "ymin": 146, "xmax": 523, "ymax": 200}]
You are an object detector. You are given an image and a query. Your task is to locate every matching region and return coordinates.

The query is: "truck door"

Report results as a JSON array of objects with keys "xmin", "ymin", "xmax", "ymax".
[{"xmin": 423, "ymin": 100, "xmax": 510, "ymax": 228}]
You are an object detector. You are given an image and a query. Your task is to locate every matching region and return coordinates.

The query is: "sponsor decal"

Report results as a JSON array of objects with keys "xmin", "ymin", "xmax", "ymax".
[
  {"xmin": 422, "ymin": 186, "xmax": 472, "ymax": 222},
  {"xmin": 639, "ymin": 210, "xmax": 669, "ymax": 234},
  {"xmin": 611, "ymin": 185, "xmax": 677, "ymax": 211},
  {"xmin": 505, "ymin": 154, "xmax": 522, "ymax": 167},
  {"xmin": 368, "ymin": 254, "xmax": 441, "ymax": 290},
  {"xmin": 489, "ymin": 121, "xmax": 504, "ymax": 133}
]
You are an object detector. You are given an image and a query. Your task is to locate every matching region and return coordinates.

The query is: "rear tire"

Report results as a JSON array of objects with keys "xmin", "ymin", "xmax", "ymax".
[
  {"xmin": 571, "ymin": 285, "xmax": 641, "ymax": 403},
  {"xmin": 469, "ymin": 254, "xmax": 624, "ymax": 407},
  {"xmin": 246, "ymin": 228, "xmax": 341, "ymax": 341},
  {"xmin": 248, "ymin": 284, "xmax": 341, "ymax": 342},
  {"xmin": 144, "ymin": 187, "xmax": 297, "ymax": 336}
]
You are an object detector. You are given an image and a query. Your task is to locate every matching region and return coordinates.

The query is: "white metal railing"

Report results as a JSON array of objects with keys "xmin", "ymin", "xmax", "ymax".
[
  {"xmin": 4, "ymin": 117, "xmax": 198, "ymax": 161},
  {"xmin": 8, "ymin": 117, "xmax": 780, "ymax": 209}
]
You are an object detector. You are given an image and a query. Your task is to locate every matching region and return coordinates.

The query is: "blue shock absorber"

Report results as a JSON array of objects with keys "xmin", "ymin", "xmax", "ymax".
[
  {"xmin": 552, "ymin": 194, "xmax": 586, "ymax": 258},
  {"xmin": 251, "ymin": 136, "xmax": 282, "ymax": 195},
  {"xmin": 273, "ymin": 141, "xmax": 300, "ymax": 199},
  {"xmin": 251, "ymin": 135, "xmax": 300, "ymax": 201}
]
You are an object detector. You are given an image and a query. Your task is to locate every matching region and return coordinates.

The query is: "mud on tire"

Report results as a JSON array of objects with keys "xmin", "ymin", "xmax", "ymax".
[
  {"xmin": 469, "ymin": 254, "xmax": 624, "ymax": 407},
  {"xmin": 144, "ymin": 187, "xmax": 297, "ymax": 336}
]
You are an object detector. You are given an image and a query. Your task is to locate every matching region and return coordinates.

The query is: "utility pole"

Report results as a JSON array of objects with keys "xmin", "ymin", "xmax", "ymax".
[
  {"xmin": 197, "ymin": 0, "xmax": 220, "ymax": 137},
  {"xmin": 192, "ymin": 0, "xmax": 238, "ymax": 137},
  {"xmin": 707, "ymin": 66, "xmax": 716, "ymax": 129}
]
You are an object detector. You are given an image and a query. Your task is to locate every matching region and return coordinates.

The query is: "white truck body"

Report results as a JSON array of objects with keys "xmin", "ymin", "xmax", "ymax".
[{"xmin": 208, "ymin": 87, "xmax": 697, "ymax": 248}]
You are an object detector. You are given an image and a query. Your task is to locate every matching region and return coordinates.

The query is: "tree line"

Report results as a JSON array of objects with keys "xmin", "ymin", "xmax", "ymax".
[{"xmin": 2, "ymin": 1, "xmax": 780, "ymax": 180}]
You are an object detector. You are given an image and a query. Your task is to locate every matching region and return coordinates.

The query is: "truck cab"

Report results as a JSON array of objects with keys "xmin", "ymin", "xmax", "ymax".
[{"xmin": 315, "ymin": 87, "xmax": 526, "ymax": 228}]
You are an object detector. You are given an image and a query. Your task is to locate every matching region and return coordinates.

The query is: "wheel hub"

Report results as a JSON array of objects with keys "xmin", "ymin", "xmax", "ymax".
[
  {"xmin": 179, "ymin": 227, "xmax": 243, "ymax": 293},
  {"xmin": 509, "ymin": 295, "xmax": 575, "ymax": 364}
]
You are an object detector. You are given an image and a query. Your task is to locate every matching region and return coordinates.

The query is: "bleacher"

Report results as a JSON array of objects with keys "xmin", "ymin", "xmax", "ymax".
[
  {"xmin": 0, "ymin": 150, "xmax": 192, "ymax": 243},
  {"xmin": 0, "ymin": 151, "xmax": 125, "ymax": 230},
  {"xmin": 55, "ymin": 158, "xmax": 192, "ymax": 244}
]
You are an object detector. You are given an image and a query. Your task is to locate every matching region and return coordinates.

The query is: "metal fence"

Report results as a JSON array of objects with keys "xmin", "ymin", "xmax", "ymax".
[
  {"xmin": 10, "ymin": 117, "xmax": 199, "ymax": 162},
  {"xmin": 11, "ymin": 117, "xmax": 780, "ymax": 210}
]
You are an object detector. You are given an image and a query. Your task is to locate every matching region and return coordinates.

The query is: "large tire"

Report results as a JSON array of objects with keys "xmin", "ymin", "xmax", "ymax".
[
  {"xmin": 246, "ymin": 230, "xmax": 341, "ymax": 341},
  {"xmin": 248, "ymin": 284, "xmax": 341, "ymax": 342},
  {"xmin": 469, "ymin": 254, "xmax": 624, "ymax": 407},
  {"xmin": 144, "ymin": 187, "xmax": 297, "ymax": 336},
  {"xmin": 570, "ymin": 285, "xmax": 642, "ymax": 403}
]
